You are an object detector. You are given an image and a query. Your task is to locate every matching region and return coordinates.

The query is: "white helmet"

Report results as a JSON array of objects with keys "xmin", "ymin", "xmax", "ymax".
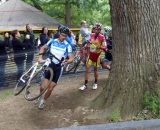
[{"xmin": 104, "ymin": 26, "xmax": 112, "ymax": 31}]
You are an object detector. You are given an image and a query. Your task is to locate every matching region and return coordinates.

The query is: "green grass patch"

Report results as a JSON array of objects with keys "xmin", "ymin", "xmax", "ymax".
[
  {"xmin": 109, "ymin": 108, "xmax": 121, "ymax": 122},
  {"xmin": 0, "ymin": 89, "xmax": 14, "ymax": 101}
]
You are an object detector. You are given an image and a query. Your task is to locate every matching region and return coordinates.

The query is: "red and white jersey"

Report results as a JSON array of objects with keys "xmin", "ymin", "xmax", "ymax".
[{"xmin": 89, "ymin": 33, "xmax": 106, "ymax": 53}]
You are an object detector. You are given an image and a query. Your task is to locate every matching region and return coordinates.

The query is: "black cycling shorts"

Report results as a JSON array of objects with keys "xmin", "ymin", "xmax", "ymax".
[{"xmin": 45, "ymin": 61, "xmax": 63, "ymax": 83}]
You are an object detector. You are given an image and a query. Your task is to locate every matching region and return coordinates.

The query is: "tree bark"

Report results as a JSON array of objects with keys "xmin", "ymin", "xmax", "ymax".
[
  {"xmin": 65, "ymin": 0, "xmax": 71, "ymax": 26},
  {"xmin": 91, "ymin": 0, "xmax": 160, "ymax": 120}
]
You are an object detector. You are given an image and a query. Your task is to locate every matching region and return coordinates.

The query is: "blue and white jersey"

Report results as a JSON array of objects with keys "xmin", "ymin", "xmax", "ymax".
[{"xmin": 46, "ymin": 39, "xmax": 72, "ymax": 64}]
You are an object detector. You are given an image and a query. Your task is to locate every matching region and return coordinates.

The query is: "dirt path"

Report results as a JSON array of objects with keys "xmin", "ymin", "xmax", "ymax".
[{"xmin": 0, "ymin": 72, "xmax": 109, "ymax": 130}]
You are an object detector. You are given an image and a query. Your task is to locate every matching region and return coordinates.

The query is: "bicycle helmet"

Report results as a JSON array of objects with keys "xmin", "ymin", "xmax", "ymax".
[
  {"xmin": 104, "ymin": 26, "xmax": 112, "ymax": 32},
  {"xmin": 58, "ymin": 24, "xmax": 64, "ymax": 31},
  {"xmin": 59, "ymin": 26, "xmax": 70, "ymax": 35},
  {"xmin": 94, "ymin": 23, "xmax": 102, "ymax": 30}
]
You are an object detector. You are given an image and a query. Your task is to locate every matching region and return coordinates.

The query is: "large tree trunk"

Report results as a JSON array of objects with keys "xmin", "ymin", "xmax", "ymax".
[
  {"xmin": 91, "ymin": 0, "xmax": 160, "ymax": 120},
  {"xmin": 65, "ymin": 0, "xmax": 71, "ymax": 26}
]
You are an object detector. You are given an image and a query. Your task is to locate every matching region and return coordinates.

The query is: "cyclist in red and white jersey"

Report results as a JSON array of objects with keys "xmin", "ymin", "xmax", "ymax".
[{"xmin": 79, "ymin": 23, "xmax": 108, "ymax": 90}]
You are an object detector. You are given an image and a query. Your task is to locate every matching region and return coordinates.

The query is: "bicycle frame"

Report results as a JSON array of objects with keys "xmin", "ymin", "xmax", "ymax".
[{"xmin": 26, "ymin": 62, "xmax": 43, "ymax": 87}]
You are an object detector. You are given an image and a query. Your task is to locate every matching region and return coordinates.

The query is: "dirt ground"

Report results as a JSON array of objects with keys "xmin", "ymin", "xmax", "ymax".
[{"xmin": 0, "ymin": 72, "xmax": 109, "ymax": 130}]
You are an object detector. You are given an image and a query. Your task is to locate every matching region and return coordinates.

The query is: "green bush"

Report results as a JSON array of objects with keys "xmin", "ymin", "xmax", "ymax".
[{"xmin": 143, "ymin": 91, "xmax": 160, "ymax": 115}]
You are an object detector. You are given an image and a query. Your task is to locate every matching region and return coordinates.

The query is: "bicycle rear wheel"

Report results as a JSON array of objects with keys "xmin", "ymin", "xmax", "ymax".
[
  {"xmin": 74, "ymin": 60, "xmax": 84, "ymax": 73},
  {"xmin": 14, "ymin": 68, "xmax": 33, "ymax": 96},
  {"xmin": 74, "ymin": 58, "xmax": 93, "ymax": 73},
  {"xmin": 24, "ymin": 67, "xmax": 53, "ymax": 101}
]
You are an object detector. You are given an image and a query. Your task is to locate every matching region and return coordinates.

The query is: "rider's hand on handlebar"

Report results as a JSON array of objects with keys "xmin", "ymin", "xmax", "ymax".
[
  {"xmin": 38, "ymin": 58, "xmax": 43, "ymax": 64},
  {"xmin": 61, "ymin": 60, "xmax": 68, "ymax": 65}
]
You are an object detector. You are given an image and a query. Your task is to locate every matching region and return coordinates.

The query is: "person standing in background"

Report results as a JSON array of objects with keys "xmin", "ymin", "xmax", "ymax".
[
  {"xmin": 12, "ymin": 30, "xmax": 30, "ymax": 82},
  {"xmin": 80, "ymin": 20, "xmax": 90, "ymax": 46},
  {"xmin": 24, "ymin": 24, "xmax": 35, "ymax": 70},
  {"xmin": 39, "ymin": 27, "xmax": 50, "ymax": 59},
  {"xmin": 0, "ymin": 33, "xmax": 11, "ymax": 87},
  {"xmin": 39, "ymin": 27, "xmax": 50, "ymax": 48}
]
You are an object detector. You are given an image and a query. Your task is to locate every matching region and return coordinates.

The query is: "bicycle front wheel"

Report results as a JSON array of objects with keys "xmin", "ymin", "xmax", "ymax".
[
  {"xmin": 14, "ymin": 79, "xmax": 27, "ymax": 96},
  {"xmin": 14, "ymin": 68, "xmax": 34, "ymax": 96},
  {"xmin": 24, "ymin": 67, "xmax": 54, "ymax": 101}
]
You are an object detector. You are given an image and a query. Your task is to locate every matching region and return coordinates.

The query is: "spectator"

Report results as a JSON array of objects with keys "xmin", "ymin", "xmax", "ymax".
[
  {"xmin": 39, "ymin": 27, "xmax": 50, "ymax": 59},
  {"xmin": 80, "ymin": 20, "xmax": 90, "ymax": 46},
  {"xmin": 52, "ymin": 30, "xmax": 57, "ymax": 38},
  {"xmin": 24, "ymin": 24, "xmax": 35, "ymax": 70},
  {"xmin": 39, "ymin": 27, "xmax": 50, "ymax": 48},
  {"xmin": 0, "ymin": 33, "xmax": 11, "ymax": 87},
  {"xmin": 7, "ymin": 34, "xmax": 14, "ymax": 60},
  {"xmin": 12, "ymin": 29, "xmax": 29, "ymax": 82}
]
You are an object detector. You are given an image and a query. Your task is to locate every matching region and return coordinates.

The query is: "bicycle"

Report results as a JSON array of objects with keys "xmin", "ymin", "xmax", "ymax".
[
  {"xmin": 65, "ymin": 44, "xmax": 87, "ymax": 73},
  {"xmin": 14, "ymin": 53, "xmax": 64, "ymax": 101},
  {"xmin": 65, "ymin": 41, "xmax": 96, "ymax": 73}
]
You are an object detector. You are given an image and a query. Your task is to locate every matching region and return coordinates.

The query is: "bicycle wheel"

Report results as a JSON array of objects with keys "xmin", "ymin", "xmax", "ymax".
[
  {"xmin": 65, "ymin": 55, "xmax": 80, "ymax": 72},
  {"xmin": 74, "ymin": 58, "xmax": 93, "ymax": 73},
  {"xmin": 24, "ymin": 66, "xmax": 53, "ymax": 101},
  {"xmin": 14, "ymin": 67, "xmax": 34, "ymax": 96},
  {"xmin": 74, "ymin": 60, "xmax": 84, "ymax": 73}
]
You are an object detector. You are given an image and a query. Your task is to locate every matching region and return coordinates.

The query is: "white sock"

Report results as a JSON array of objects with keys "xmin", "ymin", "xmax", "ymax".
[{"xmin": 40, "ymin": 99, "xmax": 45, "ymax": 104}]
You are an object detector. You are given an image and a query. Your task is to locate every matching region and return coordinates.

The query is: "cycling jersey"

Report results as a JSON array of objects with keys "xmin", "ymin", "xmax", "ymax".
[
  {"xmin": 46, "ymin": 39, "xmax": 72, "ymax": 64},
  {"xmin": 86, "ymin": 33, "xmax": 106, "ymax": 67},
  {"xmin": 89, "ymin": 33, "xmax": 106, "ymax": 53}
]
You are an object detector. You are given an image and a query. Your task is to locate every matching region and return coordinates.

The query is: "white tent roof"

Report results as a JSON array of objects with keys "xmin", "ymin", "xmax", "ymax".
[{"xmin": 0, "ymin": 0, "xmax": 61, "ymax": 31}]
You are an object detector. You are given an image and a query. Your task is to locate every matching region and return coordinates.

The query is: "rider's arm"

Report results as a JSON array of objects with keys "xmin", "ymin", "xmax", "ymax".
[
  {"xmin": 39, "ymin": 39, "xmax": 52, "ymax": 57},
  {"xmin": 99, "ymin": 35, "xmax": 107, "ymax": 50},
  {"xmin": 67, "ymin": 54, "xmax": 73, "ymax": 64},
  {"xmin": 38, "ymin": 44, "xmax": 47, "ymax": 60},
  {"xmin": 66, "ymin": 44, "xmax": 73, "ymax": 64},
  {"xmin": 99, "ymin": 43, "xmax": 107, "ymax": 50}
]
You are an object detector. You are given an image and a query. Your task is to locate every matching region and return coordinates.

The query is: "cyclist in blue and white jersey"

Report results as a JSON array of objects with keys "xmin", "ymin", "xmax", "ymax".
[{"xmin": 37, "ymin": 26, "xmax": 73, "ymax": 109}]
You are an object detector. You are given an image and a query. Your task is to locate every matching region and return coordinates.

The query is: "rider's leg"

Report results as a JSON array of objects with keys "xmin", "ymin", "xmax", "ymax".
[
  {"xmin": 102, "ymin": 62, "xmax": 111, "ymax": 70},
  {"xmin": 40, "ymin": 78, "xmax": 48, "ymax": 93},
  {"xmin": 84, "ymin": 64, "xmax": 91, "ymax": 83},
  {"xmin": 92, "ymin": 57, "xmax": 101, "ymax": 90},
  {"xmin": 38, "ymin": 63, "xmax": 63, "ymax": 109},
  {"xmin": 79, "ymin": 59, "xmax": 92, "ymax": 90},
  {"xmin": 43, "ymin": 81, "xmax": 57, "ymax": 100},
  {"xmin": 40, "ymin": 79, "xmax": 56, "ymax": 100},
  {"xmin": 93, "ymin": 66, "xmax": 98, "ymax": 84}
]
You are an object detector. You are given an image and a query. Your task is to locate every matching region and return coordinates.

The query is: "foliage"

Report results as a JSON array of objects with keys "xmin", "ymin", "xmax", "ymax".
[
  {"xmin": 108, "ymin": 108, "xmax": 121, "ymax": 122},
  {"xmin": 22, "ymin": 0, "xmax": 111, "ymax": 27},
  {"xmin": 143, "ymin": 91, "xmax": 160, "ymax": 115}
]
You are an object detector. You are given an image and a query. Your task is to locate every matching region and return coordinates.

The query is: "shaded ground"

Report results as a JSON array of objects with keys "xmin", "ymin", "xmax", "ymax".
[{"xmin": 0, "ymin": 72, "xmax": 109, "ymax": 130}]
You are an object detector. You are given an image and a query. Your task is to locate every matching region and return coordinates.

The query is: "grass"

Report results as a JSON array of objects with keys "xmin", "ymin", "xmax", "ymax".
[{"xmin": 0, "ymin": 89, "xmax": 14, "ymax": 101}]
